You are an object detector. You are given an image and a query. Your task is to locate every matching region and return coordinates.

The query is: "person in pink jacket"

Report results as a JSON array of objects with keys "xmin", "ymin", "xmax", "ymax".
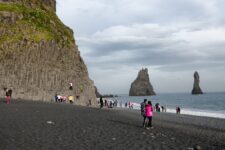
[{"xmin": 145, "ymin": 101, "xmax": 153, "ymax": 129}]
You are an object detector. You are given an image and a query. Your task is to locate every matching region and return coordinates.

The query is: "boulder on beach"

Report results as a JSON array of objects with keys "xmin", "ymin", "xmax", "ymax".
[
  {"xmin": 192, "ymin": 71, "xmax": 203, "ymax": 95},
  {"xmin": 129, "ymin": 68, "xmax": 156, "ymax": 96},
  {"xmin": 0, "ymin": 0, "xmax": 96, "ymax": 105}
]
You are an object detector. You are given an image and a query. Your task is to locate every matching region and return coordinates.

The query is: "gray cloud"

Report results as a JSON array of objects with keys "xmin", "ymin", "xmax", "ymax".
[
  {"xmin": 77, "ymin": 23, "xmax": 225, "ymax": 68},
  {"xmin": 57, "ymin": 0, "xmax": 225, "ymax": 94}
]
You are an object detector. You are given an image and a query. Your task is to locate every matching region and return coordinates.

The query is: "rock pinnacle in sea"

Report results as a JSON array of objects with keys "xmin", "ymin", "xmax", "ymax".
[
  {"xmin": 192, "ymin": 71, "xmax": 203, "ymax": 95},
  {"xmin": 129, "ymin": 68, "xmax": 156, "ymax": 96}
]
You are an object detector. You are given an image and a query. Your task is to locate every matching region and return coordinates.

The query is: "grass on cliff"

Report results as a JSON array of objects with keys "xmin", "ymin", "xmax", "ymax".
[{"xmin": 0, "ymin": 3, "xmax": 74, "ymax": 47}]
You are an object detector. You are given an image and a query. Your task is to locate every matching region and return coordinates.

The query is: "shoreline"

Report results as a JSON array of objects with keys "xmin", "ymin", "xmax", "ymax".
[
  {"xmin": 114, "ymin": 107, "xmax": 225, "ymax": 131},
  {"xmin": 115, "ymin": 105, "xmax": 225, "ymax": 119},
  {"xmin": 2, "ymin": 97, "xmax": 225, "ymax": 119},
  {"xmin": 106, "ymin": 93, "xmax": 225, "ymax": 120}
]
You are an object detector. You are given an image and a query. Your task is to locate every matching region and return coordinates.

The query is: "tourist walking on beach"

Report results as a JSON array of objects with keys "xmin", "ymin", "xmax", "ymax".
[
  {"xmin": 155, "ymin": 103, "xmax": 161, "ymax": 112},
  {"xmin": 125, "ymin": 102, "xmax": 128, "ymax": 108},
  {"xmin": 114, "ymin": 99, "xmax": 118, "ymax": 107},
  {"xmin": 109, "ymin": 101, "xmax": 113, "ymax": 108},
  {"xmin": 100, "ymin": 97, "xmax": 104, "ymax": 108},
  {"xmin": 176, "ymin": 107, "xmax": 181, "ymax": 114},
  {"xmin": 145, "ymin": 101, "xmax": 153, "ymax": 129},
  {"xmin": 104, "ymin": 99, "xmax": 107, "ymax": 107},
  {"xmin": 141, "ymin": 99, "xmax": 147, "ymax": 127},
  {"xmin": 55, "ymin": 93, "xmax": 58, "ymax": 102},
  {"xmin": 5, "ymin": 88, "xmax": 10, "ymax": 104}
]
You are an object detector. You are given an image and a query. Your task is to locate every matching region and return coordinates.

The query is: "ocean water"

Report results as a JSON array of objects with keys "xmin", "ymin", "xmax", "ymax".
[{"xmin": 110, "ymin": 92, "xmax": 225, "ymax": 119}]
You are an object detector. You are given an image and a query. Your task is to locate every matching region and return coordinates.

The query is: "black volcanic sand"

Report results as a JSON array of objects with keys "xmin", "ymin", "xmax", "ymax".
[{"xmin": 0, "ymin": 100, "xmax": 225, "ymax": 150}]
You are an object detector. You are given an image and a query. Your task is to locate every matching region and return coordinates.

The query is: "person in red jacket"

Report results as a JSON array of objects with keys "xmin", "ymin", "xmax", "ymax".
[{"xmin": 5, "ymin": 88, "xmax": 10, "ymax": 104}]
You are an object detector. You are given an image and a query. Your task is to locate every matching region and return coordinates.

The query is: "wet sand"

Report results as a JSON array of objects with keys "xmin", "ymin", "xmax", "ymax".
[{"xmin": 0, "ymin": 100, "xmax": 225, "ymax": 150}]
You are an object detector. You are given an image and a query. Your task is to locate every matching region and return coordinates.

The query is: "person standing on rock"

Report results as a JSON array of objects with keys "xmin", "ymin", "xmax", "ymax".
[
  {"xmin": 69, "ymin": 82, "xmax": 73, "ymax": 90},
  {"xmin": 100, "ymin": 97, "xmax": 104, "ymax": 109},
  {"xmin": 68, "ymin": 95, "xmax": 74, "ymax": 104},
  {"xmin": 141, "ymin": 99, "xmax": 147, "ymax": 127},
  {"xmin": 114, "ymin": 99, "xmax": 118, "ymax": 107}
]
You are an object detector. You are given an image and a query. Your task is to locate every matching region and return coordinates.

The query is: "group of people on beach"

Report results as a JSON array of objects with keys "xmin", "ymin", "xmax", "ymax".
[
  {"xmin": 155, "ymin": 103, "xmax": 166, "ymax": 112},
  {"xmin": 54, "ymin": 94, "xmax": 74, "ymax": 104},
  {"xmin": 139, "ymin": 99, "xmax": 183, "ymax": 128},
  {"xmin": 125, "ymin": 102, "xmax": 134, "ymax": 109},
  {"xmin": 99, "ymin": 97, "xmax": 118, "ymax": 109},
  {"xmin": 141, "ymin": 99, "xmax": 153, "ymax": 129},
  {"xmin": 98, "ymin": 96, "xmax": 182, "ymax": 116},
  {"xmin": 53, "ymin": 82, "xmax": 80, "ymax": 104}
]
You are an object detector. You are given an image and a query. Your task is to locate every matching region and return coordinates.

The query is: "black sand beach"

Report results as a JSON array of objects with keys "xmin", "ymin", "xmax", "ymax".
[{"xmin": 0, "ymin": 100, "xmax": 225, "ymax": 150}]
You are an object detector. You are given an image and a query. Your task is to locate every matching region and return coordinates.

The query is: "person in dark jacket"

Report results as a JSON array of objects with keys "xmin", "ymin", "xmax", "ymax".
[
  {"xmin": 176, "ymin": 107, "xmax": 181, "ymax": 114},
  {"xmin": 140, "ymin": 99, "xmax": 147, "ymax": 127},
  {"xmin": 8, "ymin": 89, "xmax": 12, "ymax": 97},
  {"xmin": 100, "ymin": 97, "xmax": 104, "ymax": 109}
]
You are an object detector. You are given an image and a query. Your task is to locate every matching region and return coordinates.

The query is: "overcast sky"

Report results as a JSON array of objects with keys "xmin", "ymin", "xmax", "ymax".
[{"xmin": 56, "ymin": 0, "xmax": 225, "ymax": 94}]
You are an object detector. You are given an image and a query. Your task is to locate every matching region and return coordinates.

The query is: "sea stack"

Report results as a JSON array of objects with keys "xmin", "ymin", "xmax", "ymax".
[
  {"xmin": 192, "ymin": 71, "xmax": 203, "ymax": 95},
  {"xmin": 0, "ymin": 0, "xmax": 96, "ymax": 105},
  {"xmin": 129, "ymin": 68, "xmax": 156, "ymax": 96}
]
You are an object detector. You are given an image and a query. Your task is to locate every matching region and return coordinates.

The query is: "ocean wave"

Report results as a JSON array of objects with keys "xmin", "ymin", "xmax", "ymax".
[{"xmin": 166, "ymin": 108, "xmax": 225, "ymax": 119}]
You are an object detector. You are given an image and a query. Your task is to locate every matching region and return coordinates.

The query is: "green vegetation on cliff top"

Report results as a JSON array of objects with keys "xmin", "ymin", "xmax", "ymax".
[{"xmin": 0, "ymin": 3, "xmax": 74, "ymax": 47}]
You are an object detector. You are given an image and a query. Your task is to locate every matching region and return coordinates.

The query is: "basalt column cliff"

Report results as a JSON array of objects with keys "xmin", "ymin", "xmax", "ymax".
[{"xmin": 0, "ymin": 0, "xmax": 97, "ymax": 105}]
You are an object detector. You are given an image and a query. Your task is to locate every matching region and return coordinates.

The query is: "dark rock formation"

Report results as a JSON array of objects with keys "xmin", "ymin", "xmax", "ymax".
[
  {"xmin": 192, "ymin": 71, "xmax": 203, "ymax": 95},
  {"xmin": 0, "ymin": 0, "xmax": 97, "ymax": 105},
  {"xmin": 94, "ymin": 86, "xmax": 102, "ymax": 98},
  {"xmin": 129, "ymin": 68, "xmax": 156, "ymax": 96}
]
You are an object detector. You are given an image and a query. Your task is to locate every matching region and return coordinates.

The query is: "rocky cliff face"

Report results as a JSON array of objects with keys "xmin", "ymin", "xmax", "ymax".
[
  {"xmin": 0, "ymin": 0, "xmax": 97, "ymax": 105},
  {"xmin": 129, "ymin": 68, "xmax": 156, "ymax": 96},
  {"xmin": 0, "ymin": 0, "xmax": 56, "ymax": 11},
  {"xmin": 94, "ymin": 86, "xmax": 101, "ymax": 98},
  {"xmin": 192, "ymin": 71, "xmax": 203, "ymax": 95}
]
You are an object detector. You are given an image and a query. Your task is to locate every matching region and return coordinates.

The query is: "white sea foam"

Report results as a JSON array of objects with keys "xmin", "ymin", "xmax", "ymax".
[
  {"xmin": 129, "ymin": 106, "xmax": 225, "ymax": 119},
  {"xmin": 120, "ymin": 105, "xmax": 225, "ymax": 119},
  {"xmin": 105, "ymin": 94, "xmax": 225, "ymax": 119},
  {"xmin": 166, "ymin": 108, "xmax": 225, "ymax": 119}
]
